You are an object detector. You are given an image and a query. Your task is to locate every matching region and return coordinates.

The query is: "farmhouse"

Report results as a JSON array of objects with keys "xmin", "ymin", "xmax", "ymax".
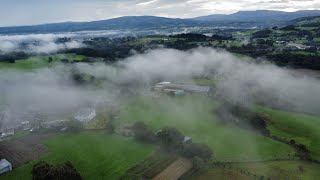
[
  {"xmin": 116, "ymin": 124, "xmax": 135, "ymax": 137},
  {"xmin": 0, "ymin": 159, "xmax": 12, "ymax": 175},
  {"xmin": 21, "ymin": 121, "xmax": 31, "ymax": 131},
  {"xmin": 286, "ymin": 43, "xmax": 310, "ymax": 50},
  {"xmin": 74, "ymin": 108, "xmax": 96, "ymax": 122},
  {"xmin": 0, "ymin": 128, "xmax": 14, "ymax": 139},
  {"xmin": 41, "ymin": 120, "xmax": 67, "ymax": 129},
  {"xmin": 154, "ymin": 82, "xmax": 211, "ymax": 95},
  {"xmin": 183, "ymin": 136, "xmax": 192, "ymax": 144}
]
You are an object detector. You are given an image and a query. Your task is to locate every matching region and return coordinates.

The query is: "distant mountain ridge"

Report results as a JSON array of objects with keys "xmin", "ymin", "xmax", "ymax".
[
  {"xmin": 192, "ymin": 10, "xmax": 320, "ymax": 22},
  {"xmin": 0, "ymin": 10, "xmax": 320, "ymax": 34}
]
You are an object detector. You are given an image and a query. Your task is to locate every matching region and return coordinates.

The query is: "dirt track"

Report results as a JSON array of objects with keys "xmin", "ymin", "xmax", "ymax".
[
  {"xmin": 0, "ymin": 133, "xmax": 53, "ymax": 167},
  {"xmin": 152, "ymin": 157, "xmax": 192, "ymax": 180}
]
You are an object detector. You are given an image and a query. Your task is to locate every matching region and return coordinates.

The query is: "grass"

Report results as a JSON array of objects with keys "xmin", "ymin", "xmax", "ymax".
[
  {"xmin": 118, "ymin": 95, "xmax": 294, "ymax": 162},
  {"xmin": 3, "ymin": 132, "xmax": 154, "ymax": 180},
  {"xmin": 257, "ymin": 107, "xmax": 320, "ymax": 160},
  {"xmin": 236, "ymin": 161, "xmax": 320, "ymax": 180},
  {"xmin": 192, "ymin": 167, "xmax": 250, "ymax": 180},
  {"xmin": 0, "ymin": 53, "xmax": 87, "ymax": 70},
  {"xmin": 131, "ymin": 37, "xmax": 179, "ymax": 45},
  {"xmin": 177, "ymin": 78, "xmax": 216, "ymax": 86},
  {"xmin": 0, "ymin": 130, "xmax": 30, "ymax": 142},
  {"xmin": 314, "ymin": 37, "xmax": 320, "ymax": 43},
  {"xmin": 193, "ymin": 161, "xmax": 320, "ymax": 180},
  {"xmin": 296, "ymin": 27, "xmax": 318, "ymax": 31}
]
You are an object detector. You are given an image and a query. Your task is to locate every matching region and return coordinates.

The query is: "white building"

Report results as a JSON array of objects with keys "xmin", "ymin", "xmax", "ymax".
[
  {"xmin": 21, "ymin": 121, "xmax": 31, "ymax": 131},
  {"xmin": 0, "ymin": 159, "xmax": 12, "ymax": 174},
  {"xmin": 154, "ymin": 82, "xmax": 211, "ymax": 95},
  {"xmin": 0, "ymin": 129, "xmax": 14, "ymax": 139},
  {"xmin": 74, "ymin": 108, "xmax": 96, "ymax": 122}
]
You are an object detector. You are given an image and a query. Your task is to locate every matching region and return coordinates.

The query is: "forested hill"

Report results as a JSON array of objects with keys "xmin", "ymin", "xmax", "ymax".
[{"xmin": 1, "ymin": 10, "xmax": 320, "ymax": 34}]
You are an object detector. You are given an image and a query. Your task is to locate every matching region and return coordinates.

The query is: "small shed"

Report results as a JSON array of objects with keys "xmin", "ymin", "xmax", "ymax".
[
  {"xmin": 0, "ymin": 129, "xmax": 14, "ymax": 139},
  {"xmin": 0, "ymin": 159, "xmax": 12, "ymax": 175},
  {"xmin": 183, "ymin": 136, "xmax": 192, "ymax": 144},
  {"xmin": 21, "ymin": 121, "xmax": 31, "ymax": 131},
  {"xmin": 74, "ymin": 108, "xmax": 96, "ymax": 122}
]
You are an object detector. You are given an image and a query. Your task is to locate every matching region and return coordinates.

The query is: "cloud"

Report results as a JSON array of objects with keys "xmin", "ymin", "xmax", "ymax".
[
  {"xmin": 1, "ymin": 47, "xmax": 320, "ymax": 129},
  {"xmin": 0, "ymin": 33, "xmax": 84, "ymax": 54},
  {"xmin": 76, "ymin": 47, "xmax": 320, "ymax": 115},
  {"xmin": 0, "ymin": 0, "xmax": 319, "ymax": 26}
]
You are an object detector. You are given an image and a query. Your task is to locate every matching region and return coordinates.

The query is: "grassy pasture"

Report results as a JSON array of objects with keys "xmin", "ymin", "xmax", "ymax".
[
  {"xmin": 118, "ymin": 95, "xmax": 294, "ymax": 161},
  {"xmin": 3, "ymin": 132, "xmax": 154, "ymax": 180},
  {"xmin": 194, "ymin": 161, "xmax": 320, "ymax": 180},
  {"xmin": 236, "ymin": 161, "xmax": 320, "ymax": 180},
  {"xmin": 0, "ymin": 53, "xmax": 86, "ymax": 70},
  {"xmin": 257, "ymin": 107, "xmax": 320, "ymax": 161}
]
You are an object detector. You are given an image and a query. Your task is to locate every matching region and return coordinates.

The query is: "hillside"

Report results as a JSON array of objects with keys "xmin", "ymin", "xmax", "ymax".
[
  {"xmin": 192, "ymin": 10, "xmax": 320, "ymax": 22},
  {"xmin": 1, "ymin": 10, "xmax": 320, "ymax": 35},
  {"xmin": 0, "ymin": 16, "xmax": 199, "ymax": 34}
]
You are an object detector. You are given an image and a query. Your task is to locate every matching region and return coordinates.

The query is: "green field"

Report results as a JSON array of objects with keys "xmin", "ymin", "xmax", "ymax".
[
  {"xmin": 258, "ymin": 107, "xmax": 320, "ymax": 161},
  {"xmin": 118, "ymin": 95, "xmax": 294, "ymax": 161},
  {"xmin": 194, "ymin": 161, "xmax": 320, "ymax": 180},
  {"xmin": 3, "ymin": 132, "xmax": 154, "ymax": 180},
  {"xmin": 0, "ymin": 53, "xmax": 87, "ymax": 70},
  {"xmin": 236, "ymin": 161, "xmax": 320, "ymax": 180}
]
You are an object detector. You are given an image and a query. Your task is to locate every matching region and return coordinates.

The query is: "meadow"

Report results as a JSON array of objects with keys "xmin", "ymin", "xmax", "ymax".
[
  {"xmin": 193, "ymin": 161, "xmax": 320, "ymax": 180},
  {"xmin": 258, "ymin": 107, "xmax": 320, "ymax": 161},
  {"xmin": 118, "ymin": 95, "xmax": 295, "ymax": 162},
  {"xmin": 3, "ymin": 132, "xmax": 154, "ymax": 180},
  {"xmin": 0, "ymin": 53, "xmax": 87, "ymax": 70}
]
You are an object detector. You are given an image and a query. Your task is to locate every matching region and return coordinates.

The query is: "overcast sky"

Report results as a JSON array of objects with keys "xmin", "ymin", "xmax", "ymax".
[{"xmin": 0, "ymin": 0, "xmax": 319, "ymax": 27}]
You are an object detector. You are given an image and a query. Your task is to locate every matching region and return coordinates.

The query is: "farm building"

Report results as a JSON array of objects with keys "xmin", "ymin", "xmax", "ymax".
[
  {"xmin": 154, "ymin": 82, "xmax": 211, "ymax": 95},
  {"xmin": 0, "ymin": 128, "xmax": 14, "ymax": 139},
  {"xmin": 41, "ymin": 120, "xmax": 67, "ymax": 129},
  {"xmin": 0, "ymin": 159, "xmax": 12, "ymax": 175},
  {"xmin": 183, "ymin": 136, "xmax": 192, "ymax": 144},
  {"xmin": 21, "ymin": 121, "xmax": 31, "ymax": 131},
  {"xmin": 116, "ymin": 124, "xmax": 135, "ymax": 137},
  {"xmin": 74, "ymin": 108, "xmax": 96, "ymax": 122}
]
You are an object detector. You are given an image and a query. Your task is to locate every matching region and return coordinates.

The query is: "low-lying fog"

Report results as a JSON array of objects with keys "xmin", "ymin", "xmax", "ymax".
[
  {"xmin": 0, "ymin": 28, "xmax": 196, "ymax": 54},
  {"xmin": 1, "ymin": 47, "xmax": 320, "ymax": 128}
]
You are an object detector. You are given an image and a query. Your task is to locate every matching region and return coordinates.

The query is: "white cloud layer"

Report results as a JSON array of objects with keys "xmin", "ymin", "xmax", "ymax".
[
  {"xmin": 0, "ymin": 33, "xmax": 84, "ymax": 54},
  {"xmin": 0, "ymin": 0, "xmax": 319, "ymax": 26}
]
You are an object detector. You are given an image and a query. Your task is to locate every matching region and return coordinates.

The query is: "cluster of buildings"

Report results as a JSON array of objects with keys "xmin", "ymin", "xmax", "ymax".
[
  {"xmin": 0, "ymin": 159, "xmax": 12, "ymax": 175},
  {"xmin": 153, "ymin": 82, "xmax": 211, "ymax": 96}
]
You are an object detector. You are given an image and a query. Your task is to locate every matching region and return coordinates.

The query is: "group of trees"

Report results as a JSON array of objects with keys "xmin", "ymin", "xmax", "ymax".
[
  {"xmin": 132, "ymin": 122, "xmax": 213, "ymax": 162},
  {"xmin": 132, "ymin": 122, "xmax": 156, "ymax": 143},
  {"xmin": 32, "ymin": 161, "xmax": 82, "ymax": 180},
  {"xmin": 0, "ymin": 52, "xmax": 29, "ymax": 63},
  {"xmin": 66, "ymin": 120, "xmax": 83, "ymax": 133},
  {"xmin": 215, "ymin": 102, "xmax": 270, "ymax": 136},
  {"xmin": 266, "ymin": 53, "xmax": 320, "ymax": 70}
]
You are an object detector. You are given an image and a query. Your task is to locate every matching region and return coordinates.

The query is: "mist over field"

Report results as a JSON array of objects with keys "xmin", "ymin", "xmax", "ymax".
[
  {"xmin": 1, "ymin": 47, "xmax": 320, "ymax": 129},
  {"xmin": 0, "ymin": 34, "xmax": 85, "ymax": 54}
]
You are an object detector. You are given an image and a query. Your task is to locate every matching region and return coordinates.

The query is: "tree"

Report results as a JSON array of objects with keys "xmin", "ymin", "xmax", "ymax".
[
  {"xmin": 32, "ymin": 161, "xmax": 82, "ymax": 180},
  {"xmin": 156, "ymin": 127, "xmax": 184, "ymax": 151},
  {"xmin": 66, "ymin": 120, "xmax": 83, "ymax": 133},
  {"xmin": 132, "ymin": 122, "xmax": 156, "ymax": 143},
  {"xmin": 192, "ymin": 156, "xmax": 206, "ymax": 171},
  {"xmin": 48, "ymin": 57, "xmax": 53, "ymax": 63},
  {"xmin": 183, "ymin": 143, "xmax": 213, "ymax": 162},
  {"xmin": 106, "ymin": 121, "xmax": 114, "ymax": 134}
]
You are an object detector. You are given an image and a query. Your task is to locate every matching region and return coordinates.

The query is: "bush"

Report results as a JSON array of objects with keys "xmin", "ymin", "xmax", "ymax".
[
  {"xmin": 183, "ymin": 143, "xmax": 213, "ymax": 162},
  {"xmin": 156, "ymin": 127, "xmax": 184, "ymax": 152},
  {"xmin": 132, "ymin": 122, "xmax": 156, "ymax": 143},
  {"xmin": 32, "ymin": 161, "xmax": 82, "ymax": 180},
  {"xmin": 66, "ymin": 120, "xmax": 83, "ymax": 133}
]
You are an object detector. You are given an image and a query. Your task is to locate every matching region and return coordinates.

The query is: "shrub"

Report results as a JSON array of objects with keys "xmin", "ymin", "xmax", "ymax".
[{"xmin": 32, "ymin": 161, "xmax": 82, "ymax": 180}]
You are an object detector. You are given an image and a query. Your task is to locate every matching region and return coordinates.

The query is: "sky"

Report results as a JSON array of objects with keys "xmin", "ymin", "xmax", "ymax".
[{"xmin": 0, "ymin": 0, "xmax": 319, "ymax": 26}]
